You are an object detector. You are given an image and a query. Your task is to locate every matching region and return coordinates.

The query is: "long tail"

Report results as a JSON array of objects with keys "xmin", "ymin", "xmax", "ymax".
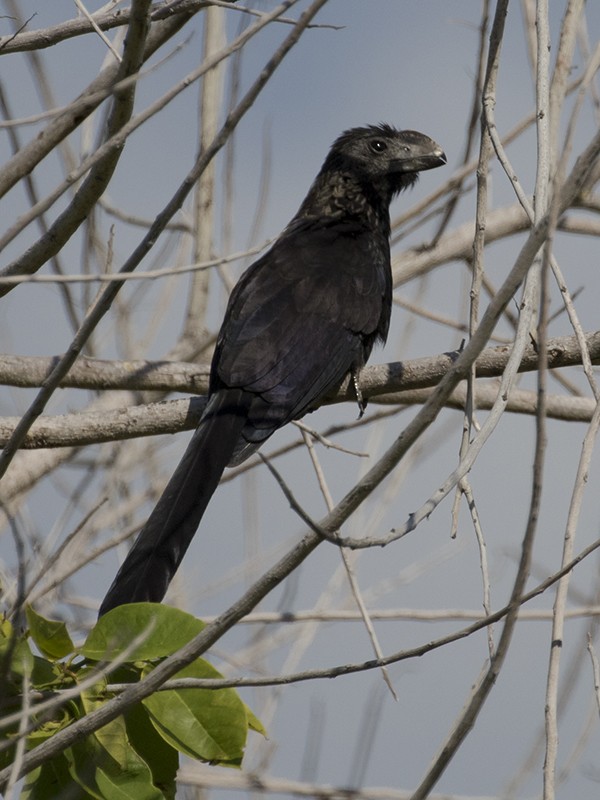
[{"xmin": 98, "ymin": 390, "xmax": 248, "ymax": 615}]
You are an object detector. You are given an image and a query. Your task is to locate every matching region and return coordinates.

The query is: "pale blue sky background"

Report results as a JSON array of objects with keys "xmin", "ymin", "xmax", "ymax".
[{"xmin": 2, "ymin": 2, "xmax": 600, "ymax": 797}]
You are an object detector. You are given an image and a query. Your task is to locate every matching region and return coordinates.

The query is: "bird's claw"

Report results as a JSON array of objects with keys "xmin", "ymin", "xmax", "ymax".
[{"xmin": 353, "ymin": 371, "xmax": 367, "ymax": 418}]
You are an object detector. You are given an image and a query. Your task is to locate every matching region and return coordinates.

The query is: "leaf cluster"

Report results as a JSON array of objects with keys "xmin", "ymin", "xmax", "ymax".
[{"xmin": 0, "ymin": 604, "xmax": 263, "ymax": 799}]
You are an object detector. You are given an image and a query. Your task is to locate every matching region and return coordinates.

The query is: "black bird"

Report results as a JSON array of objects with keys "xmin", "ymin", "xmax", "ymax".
[{"xmin": 99, "ymin": 124, "xmax": 446, "ymax": 615}]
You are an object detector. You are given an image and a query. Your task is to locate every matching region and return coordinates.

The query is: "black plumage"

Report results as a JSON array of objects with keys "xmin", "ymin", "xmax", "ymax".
[{"xmin": 99, "ymin": 124, "xmax": 446, "ymax": 615}]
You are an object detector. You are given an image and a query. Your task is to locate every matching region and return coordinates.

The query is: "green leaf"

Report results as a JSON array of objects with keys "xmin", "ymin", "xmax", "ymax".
[
  {"xmin": 65, "ymin": 738, "xmax": 112, "ymax": 800},
  {"xmin": 26, "ymin": 705, "xmax": 76, "ymax": 747},
  {"xmin": 0, "ymin": 617, "xmax": 34, "ymax": 681},
  {"xmin": 25, "ymin": 605, "xmax": 74, "ymax": 660},
  {"xmin": 30, "ymin": 655, "xmax": 63, "ymax": 690},
  {"xmin": 66, "ymin": 719, "xmax": 164, "ymax": 800},
  {"xmin": 0, "ymin": 717, "xmax": 18, "ymax": 771},
  {"xmin": 125, "ymin": 703, "xmax": 178, "ymax": 800},
  {"xmin": 81, "ymin": 603, "xmax": 204, "ymax": 662},
  {"xmin": 142, "ymin": 659, "xmax": 247, "ymax": 766},
  {"xmin": 80, "ymin": 678, "xmax": 120, "ymax": 753},
  {"xmin": 96, "ymin": 765, "xmax": 165, "ymax": 800},
  {"xmin": 84, "ymin": 683, "xmax": 164, "ymax": 794},
  {"xmin": 20, "ymin": 753, "xmax": 84, "ymax": 800},
  {"xmin": 79, "ymin": 667, "xmax": 179, "ymax": 800},
  {"xmin": 245, "ymin": 703, "xmax": 267, "ymax": 737}
]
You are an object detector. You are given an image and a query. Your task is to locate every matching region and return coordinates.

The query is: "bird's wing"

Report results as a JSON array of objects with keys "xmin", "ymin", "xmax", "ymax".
[{"xmin": 211, "ymin": 219, "xmax": 391, "ymax": 454}]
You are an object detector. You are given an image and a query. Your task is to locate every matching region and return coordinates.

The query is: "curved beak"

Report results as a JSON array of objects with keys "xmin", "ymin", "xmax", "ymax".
[{"xmin": 392, "ymin": 131, "xmax": 447, "ymax": 173}]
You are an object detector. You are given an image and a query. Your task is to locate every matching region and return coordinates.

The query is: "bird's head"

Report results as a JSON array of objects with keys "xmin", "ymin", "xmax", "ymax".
[
  {"xmin": 323, "ymin": 123, "xmax": 446, "ymax": 194},
  {"xmin": 295, "ymin": 123, "xmax": 446, "ymax": 224}
]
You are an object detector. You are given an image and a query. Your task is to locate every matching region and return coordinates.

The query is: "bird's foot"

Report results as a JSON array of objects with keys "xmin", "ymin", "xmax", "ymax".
[{"xmin": 352, "ymin": 371, "xmax": 367, "ymax": 419}]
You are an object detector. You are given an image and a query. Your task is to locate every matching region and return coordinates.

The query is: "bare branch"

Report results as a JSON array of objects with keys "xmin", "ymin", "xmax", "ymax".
[{"xmin": 1, "ymin": 331, "xmax": 599, "ymax": 447}]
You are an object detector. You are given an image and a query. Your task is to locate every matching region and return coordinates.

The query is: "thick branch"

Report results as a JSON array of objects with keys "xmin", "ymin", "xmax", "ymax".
[
  {"xmin": 1, "ymin": 331, "xmax": 598, "ymax": 448},
  {"xmin": 0, "ymin": 354, "xmax": 210, "ymax": 393},
  {"xmin": 0, "ymin": 3, "xmax": 211, "ymax": 54},
  {"xmin": 1, "ymin": 330, "xmax": 597, "ymax": 393}
]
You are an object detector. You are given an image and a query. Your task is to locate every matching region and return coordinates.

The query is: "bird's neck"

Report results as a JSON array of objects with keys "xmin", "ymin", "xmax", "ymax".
[{"xmin": 296, "ymin": 169, "xmax": 393, "ymax": 234}]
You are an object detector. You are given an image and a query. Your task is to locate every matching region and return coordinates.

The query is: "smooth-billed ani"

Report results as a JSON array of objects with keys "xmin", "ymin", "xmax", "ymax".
[{"xmin": 99, "ymin": 124, "xmax": 446, "ymax": 615}]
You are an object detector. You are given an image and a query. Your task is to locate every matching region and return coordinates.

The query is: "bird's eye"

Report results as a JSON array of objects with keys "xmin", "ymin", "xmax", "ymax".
[{"xmin": 369, "ymin": 139, "xmax": 388, "ymax": 153}]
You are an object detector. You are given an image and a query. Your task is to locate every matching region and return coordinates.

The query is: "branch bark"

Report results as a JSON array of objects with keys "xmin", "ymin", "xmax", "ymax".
[{"xmin": 1, "ymin": 331, "xmax": 598, "ymax": 447}]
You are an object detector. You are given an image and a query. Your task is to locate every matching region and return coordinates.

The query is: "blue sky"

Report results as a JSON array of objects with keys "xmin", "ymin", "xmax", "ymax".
[{"xmin": 2, "ymin": 2, "xmax": 600, "ymax": 797}]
